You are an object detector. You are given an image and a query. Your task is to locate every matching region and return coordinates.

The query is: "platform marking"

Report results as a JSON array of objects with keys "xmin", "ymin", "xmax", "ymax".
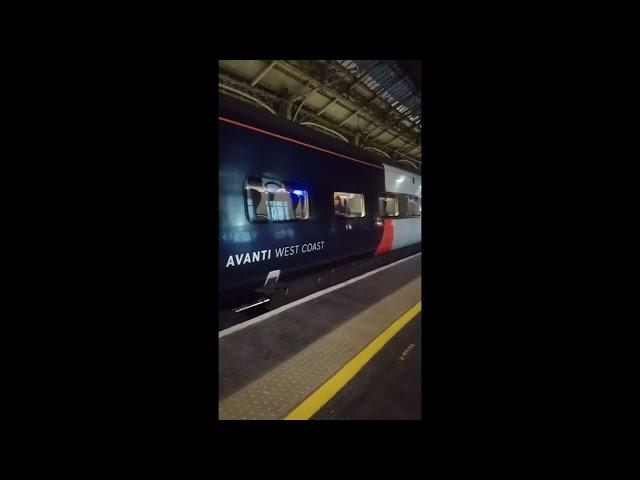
[
  {"xmin": 283, "ymin": 301, "xmax": 421, "ymax": 420},
  {"xmin": 218, "ymin": 252, "xmax": 421, "ymax": 338}
]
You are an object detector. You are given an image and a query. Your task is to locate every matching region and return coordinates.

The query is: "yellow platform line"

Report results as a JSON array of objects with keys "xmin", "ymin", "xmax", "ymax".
[{"xmin": 284, "ymin": 300, "xmax": 422, "ymax": 420}]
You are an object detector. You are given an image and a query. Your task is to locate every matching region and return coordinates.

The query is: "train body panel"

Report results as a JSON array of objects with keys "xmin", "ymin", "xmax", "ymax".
[
  {"xmin": 218, "ymin": 96, "xmax": 421, "ymax": 310},
  {"xmin": 381, "ymin": 163, "xmax": 422, "ymax": 252},
  {"xmin": 388, "ymin": 218, "xmax": 422, "ymax": 250},
  {"xmin": 383, "ymin": 163, "xmax": 422, "ymax": 196}
]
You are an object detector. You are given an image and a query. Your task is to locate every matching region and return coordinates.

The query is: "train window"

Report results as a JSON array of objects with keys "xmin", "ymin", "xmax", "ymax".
[
  {"xmin": 333, "ymin": 192, "xmax": 365, "ymax": 218},
  {"xmin": 290, "ymin": 189, "xmax": 310, "ymax": 220},
  {"xmin": 244, "ymin": 177, "xmax": 310, "ymax": 222},
  {"xmin": 378, "ymin": 194, "xmax": 399, "ymax": 217},
  {"xmin": 405, "ymin": 195, "xmax": 421, "ymax": 217}
]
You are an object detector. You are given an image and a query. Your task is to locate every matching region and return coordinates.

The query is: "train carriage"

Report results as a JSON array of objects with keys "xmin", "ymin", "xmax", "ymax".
[{"xmin": 219, "ymin": 96, "xmax": 421, "ymax": 313}]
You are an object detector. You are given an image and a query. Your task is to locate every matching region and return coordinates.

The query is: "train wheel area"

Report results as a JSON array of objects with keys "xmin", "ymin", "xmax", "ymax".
[{"xmin": 218, "ymin": 253, "xmax": 421, "ymax": 420}]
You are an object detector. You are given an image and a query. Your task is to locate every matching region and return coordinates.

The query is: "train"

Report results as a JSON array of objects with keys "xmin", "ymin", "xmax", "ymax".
[{"xmin": 218, "ymin": 95, "xmax": 422, "ymax": 316}]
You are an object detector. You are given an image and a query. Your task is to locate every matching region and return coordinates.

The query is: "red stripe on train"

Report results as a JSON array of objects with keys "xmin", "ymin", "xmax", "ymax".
[
  {"xmin": 374, "ymin": 219, "xmax": 394, "ymax": 255},
  {"xmin": 218, "ymin": 116, "xmax": 384, "ymax": 170}
]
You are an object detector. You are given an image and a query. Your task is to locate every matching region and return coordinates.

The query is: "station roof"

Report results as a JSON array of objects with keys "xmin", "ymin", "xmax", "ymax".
[{"xmin": 219, "ymin": 60, "xmax": 422, "ymax": 173}]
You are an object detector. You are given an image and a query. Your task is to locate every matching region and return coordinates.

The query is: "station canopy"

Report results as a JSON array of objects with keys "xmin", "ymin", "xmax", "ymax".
[{"xmin": 219, "ymin": 60, "xmax": 422, "ymax": 173}]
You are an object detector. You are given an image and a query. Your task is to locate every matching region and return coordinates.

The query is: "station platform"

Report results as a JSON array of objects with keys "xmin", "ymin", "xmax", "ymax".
[{"xmin": 218, "ymin": 253, "xmax": 422, "ymax": 420}]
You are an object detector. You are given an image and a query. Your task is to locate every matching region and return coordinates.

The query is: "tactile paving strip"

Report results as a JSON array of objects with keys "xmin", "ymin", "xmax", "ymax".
[{"xmin": 218, "ymin": 277, "xmax": 421, "ymax": 420}]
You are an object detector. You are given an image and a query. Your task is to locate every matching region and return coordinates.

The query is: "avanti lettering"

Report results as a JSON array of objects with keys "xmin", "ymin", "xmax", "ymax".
[{"xmin": 225, "ymin": 241, "xmax": 326, "ymax": 268}]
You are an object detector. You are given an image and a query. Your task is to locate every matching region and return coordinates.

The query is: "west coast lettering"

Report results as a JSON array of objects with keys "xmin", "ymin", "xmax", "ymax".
[{"xmin": 225, "ymin": 241, "xmax": 326, "ymax": 268}]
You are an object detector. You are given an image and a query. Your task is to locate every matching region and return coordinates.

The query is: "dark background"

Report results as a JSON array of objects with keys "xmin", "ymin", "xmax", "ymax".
[{"xmin": 34, "ymin": 18, "xmax": 617, "ymax": 464}]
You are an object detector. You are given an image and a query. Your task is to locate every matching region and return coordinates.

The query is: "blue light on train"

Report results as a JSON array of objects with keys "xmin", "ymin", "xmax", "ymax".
[{"xmin": 292, "ymin": 189, "xmax": 304, "ymax": 195}]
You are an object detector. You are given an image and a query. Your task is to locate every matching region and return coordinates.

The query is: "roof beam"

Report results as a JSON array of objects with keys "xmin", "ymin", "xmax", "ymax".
[
  {"xmin": 384, "ymin": 133, "xmax": 401, "ymax": 146},
  {"xmin": 362, "ymin": 127, "xmax": 389, "ymax": 145},
  {"xmin": 363, "ymin": 146, "xmax": 391, "ymax": 159},
  {"xmin": 251, "ymin": 60, "xmax": 277, "ymax": 86},
  {"xmin": 292, "ymin": 94, "xmax": 312, "ymax": 123},
  {"xmin": 315, "ymin": 98, "xmax": 338, "ymax": 118},
  {"xmin": 218, "ymin": 83, "xmax": 276, "ymax": 115},
  {"xmin": 399, "ymin": 144, "xmax": 418, "ymax": 156},
  {"xmin": 339, "ymin": 110, "xmax": 359, "ymax": 127},
  {"xmin": 395, "ymin": 150, "xmax": 421, "ymax": 165}
]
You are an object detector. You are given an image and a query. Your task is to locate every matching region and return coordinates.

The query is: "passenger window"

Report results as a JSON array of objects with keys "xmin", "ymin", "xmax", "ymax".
[
  {"xmin": 406, "ymin": 195, "xmax": 421, "ymax": 217},
  {"xmin": 245, "ymin": 177, "xmax": 310, "ymax": 222},
  {"xmin": 378, "ymin": 194, "xmax": 399, "ymax": 217},
  {"xmin": 333, "ymin": 192, "xmax": 365, "ymax": 218}
]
